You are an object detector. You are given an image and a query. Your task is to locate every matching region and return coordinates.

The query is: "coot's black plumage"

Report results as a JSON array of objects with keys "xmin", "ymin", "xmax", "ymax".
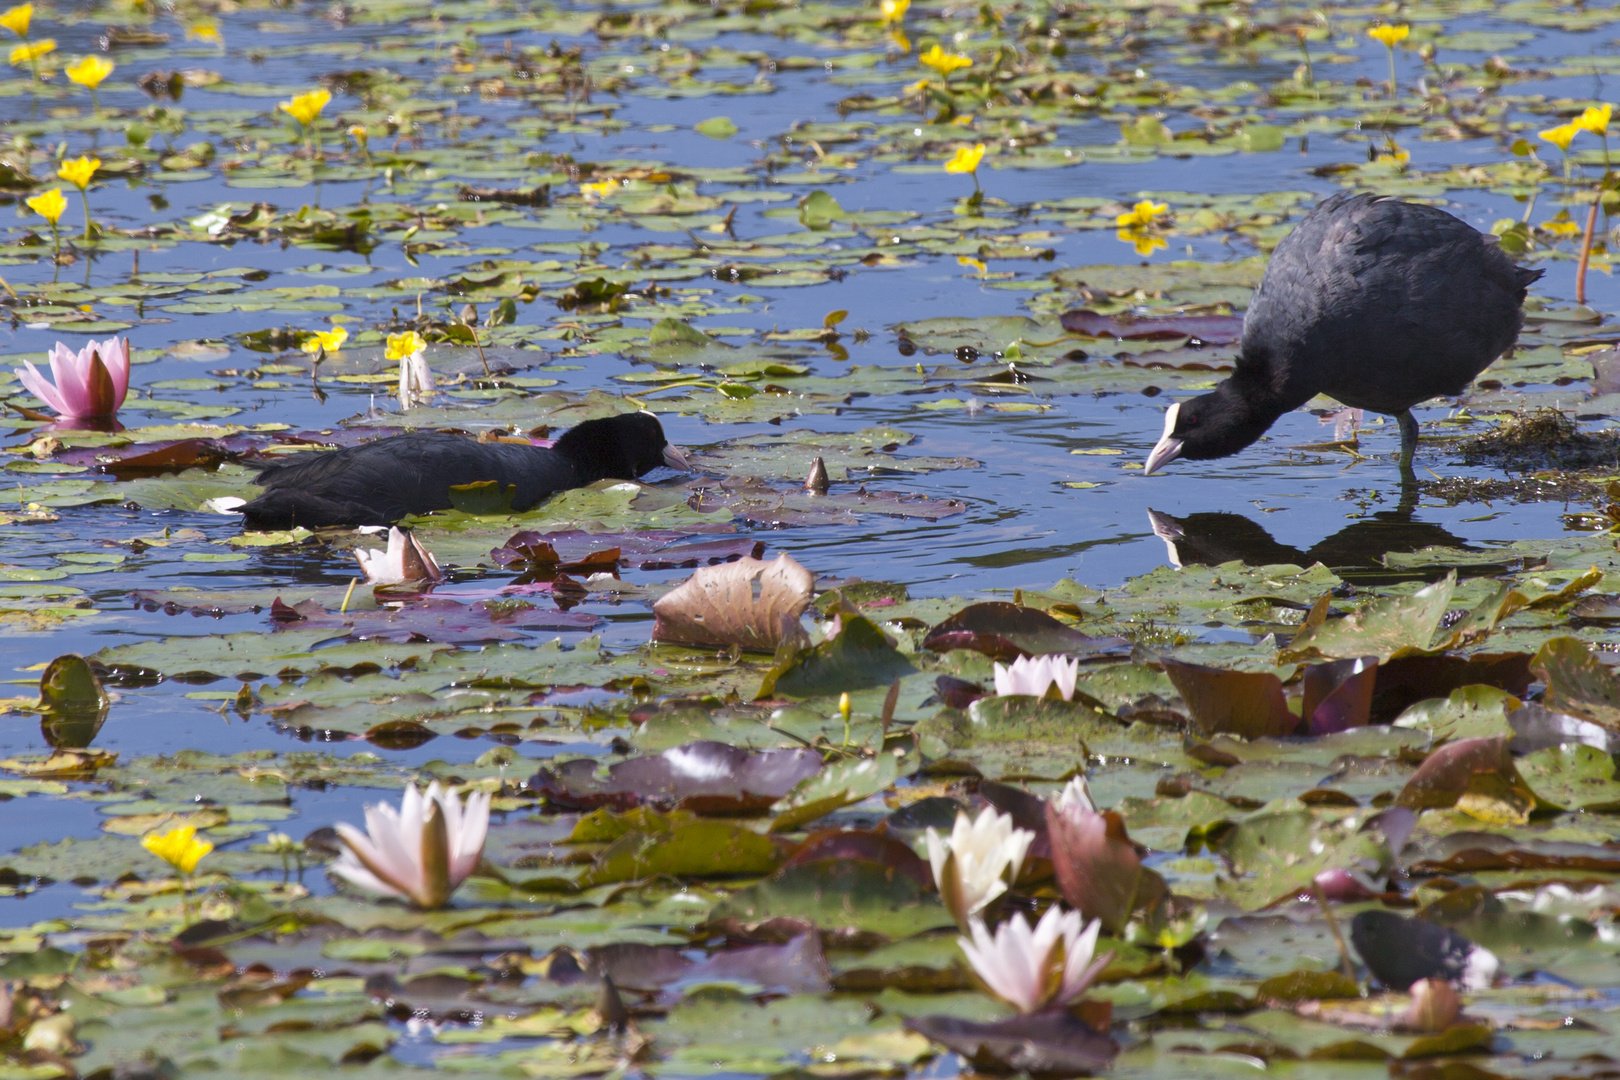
[
  {"xmin": 1143, "ymin": 192, "xmax": 1543, "ymax": 476},
  {"xmin": 1349, "ymin": 910, "xmax": 1498, "ymax": 991},
  {"xmin": 236, "ymin": 412, "xmax": 690, "ymax": 529}
]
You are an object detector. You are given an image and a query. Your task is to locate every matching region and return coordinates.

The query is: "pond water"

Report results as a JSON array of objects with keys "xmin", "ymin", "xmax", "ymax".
[{"xmin": 2, "ymin": 0, "xmax": 1620, "ymax": 1075}]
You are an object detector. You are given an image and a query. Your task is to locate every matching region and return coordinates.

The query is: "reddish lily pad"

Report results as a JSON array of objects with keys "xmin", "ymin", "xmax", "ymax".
[
  {"xmin": 1060, "ymin": 309, "xmax": 1245, "ymax": 344},
  {"xmin": 922, "ymin": 602, "xmax": 1124, "ymax": 661},
  {"xmin": 1162, "ymin": 657, "xmax": 1297, "ymax": 739},
  {"xmin": 533, "ymin": 740, "xmax": 823, "ymax": 813},
  {"xmin": 905, "ymin": 1011, "xmax": 1118, "ymax": 1076}
]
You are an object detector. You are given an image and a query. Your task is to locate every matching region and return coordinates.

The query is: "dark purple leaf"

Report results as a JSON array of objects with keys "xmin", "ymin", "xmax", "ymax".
[
  {"xmin": 1045, "ymin": 803, "xmax": 1166, "ymax": 934},
  {"xmin": 1162, "ymin": 658, "xmax": 1298, "ymax": 739},
  {"xmin": 588, "ymin": 933, "xmax": 829, "ymax": 998},
  {"xmin": 267, "ymin": 595, "xmax": 599, "ymax": 642},
  {"xmin": 1059, "ymin": 309, "xmax": 1244, "ymax": 344},
  {"xmin": 905, "ymin": 1010, "xmax": 1117, "ymax": 1076},
  {"xmin": 1301, "ymin": 656, "xmax": 1377, "ymax": 735},
  {"xmin": 1371, "ymin": 652, "xmax": 1532, "ymax": 724},
  {"xmin": 533, "ymin": 740, "xmax": 823, "ymax": 812},
  {"xmin": 782, "ymin": 827, "xmax": 931, "ymax": 887},
  {"xmin": 922, "ymin": 602, "xmax": 1125, "ymax": 662},
  {"xmin": 932, "ymin": 675, "xmax": 987, "ymax": 709}
]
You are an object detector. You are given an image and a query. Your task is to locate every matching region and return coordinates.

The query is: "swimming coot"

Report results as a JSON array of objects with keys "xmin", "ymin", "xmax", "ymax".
[
  {"xmin": 1143, "ymin": 193, "xmax": 1542, "ymax": 476},
  {"xmin": 236, "ymin": 412, "xmax": 691, "ymax": 529}
]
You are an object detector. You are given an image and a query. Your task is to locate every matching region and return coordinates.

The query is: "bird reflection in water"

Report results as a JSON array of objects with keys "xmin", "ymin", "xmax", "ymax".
[{"xmin": 1146, "ymin": 495, "xmax": 1479, "ymax": 584}]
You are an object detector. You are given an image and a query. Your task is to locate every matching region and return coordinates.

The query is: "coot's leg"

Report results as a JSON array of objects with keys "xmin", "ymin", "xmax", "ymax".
[{"xmin": 1396, "ymin": 410, "xmax": 1420, "ymax": 478}]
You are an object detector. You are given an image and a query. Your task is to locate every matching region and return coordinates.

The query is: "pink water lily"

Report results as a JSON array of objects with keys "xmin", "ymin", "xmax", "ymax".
[
  {"xmin": 332, "ymin": 781, "xmax": 490, "ymax": 908},
  {"xmin": 17, "ymin": 337, "xmax": 130, "ymax": 419},
  {"xmin": 959, "ymin": 906, "xmax": 1113, "ymax": 1014}
]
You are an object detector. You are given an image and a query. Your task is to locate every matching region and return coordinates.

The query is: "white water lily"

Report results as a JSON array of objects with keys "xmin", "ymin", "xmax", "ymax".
[
  {"xmin": 1053, "ymin": 774, "xmax": 1095, "ymax": 813},
  {"xmin": 959, "ymin": 906, "xmax": 1113, "ymax": 1014},
  {"xmin": 355, "ymin": 527, "xmax": 444, "ymax": 586},
  {"xmin": 332, "ymin": 781, "xmax": 490, "ymax": 908},
  {"xmin": 388, "ymin": 331, "xmax": 436, "ymax": 409},
  {"xmin": 992, "ymin": 654, "xmax": 1078, "ymax": 701},
  {"xmin": 925, "ymin": 806, "xmax": 1035, "ymax": 928}
]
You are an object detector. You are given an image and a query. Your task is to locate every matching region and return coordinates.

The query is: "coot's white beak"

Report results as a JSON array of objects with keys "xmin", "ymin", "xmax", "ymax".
[
  {"xmin": 1145, "ymin": 508, "xmax": 1184, "ymax": 568},
  {"xmin": 662, "ymin": 443, "xmax": 692, "ymax": 471},
  {"xmin": 1142, "ymin": 402, "xmax": 1183, "ymax": 476}
]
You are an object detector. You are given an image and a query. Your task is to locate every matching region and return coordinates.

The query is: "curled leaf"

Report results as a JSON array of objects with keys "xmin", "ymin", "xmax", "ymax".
[{"xmin": 652, "ymin": 553, "xmax": 815, "ymax": 652}]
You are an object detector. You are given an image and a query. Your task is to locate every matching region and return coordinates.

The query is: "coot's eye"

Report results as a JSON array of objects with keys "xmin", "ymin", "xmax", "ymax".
[{"xmin": 1184, "ymin": 415, "xmax": 1198, "ymax": 427}]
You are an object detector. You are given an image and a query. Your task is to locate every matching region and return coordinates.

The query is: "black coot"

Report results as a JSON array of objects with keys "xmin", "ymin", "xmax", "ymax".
[
  {"xmin": 1143, "ymin": 192, "xmax": 1542, "ymax": 477},
  {"xmin": 1349, "ymin": 910, "xmax": 1498, "ymax": 991},
  {"xmin": 236, "ymin": 412, "xmax": 690, "ymax": 529}
]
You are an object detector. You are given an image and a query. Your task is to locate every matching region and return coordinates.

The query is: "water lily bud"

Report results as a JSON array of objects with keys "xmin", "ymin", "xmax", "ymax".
[
  {"xmin": 805, "ymin": 456, "xmax": 829, "ymax": 495},
  {"xmin": 1402, "ymin": 978, "xmax": 1460, "ymax": 1031}
]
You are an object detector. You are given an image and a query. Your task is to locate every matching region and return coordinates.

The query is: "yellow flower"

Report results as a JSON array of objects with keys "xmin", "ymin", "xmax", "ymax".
[
  {"xmin": 902, "ymin": 77, "xmax": 931, "ymax": 95},
  {"xmin": 1541, "ymin": 215, "xmax": 1580, "ymax": 238},
  {"xmin": 8, "ymin": 37, "xmax": 50, "ymax": 63},
  {"xmin": 919, "ymin": 44, "xmax": 972, "ymax": 76},
  {"xmin": 1115, "ymin": 199, "xmax": 1169, "ymax": 227},
  {"xmin": 1117, "ymin": 227, "xmax": 1167, "ymax": 257},
  {"xmin": 301, "ymin": 326, "xmax": 349, "ymax": 354},
  {"xmin": 280, "ymin": 88, "xmax": 332, "ymax": 127},
  {"xmin": 56, "ymin": 155, "xmax": 99, "ymax": 191},
  {"xmin": 0, "ymin": 3, "xmax": 31, "ymax": 37},
  {"xmin": 1366, "ymin": 24, "xmax": 1409, "ymax": 48},
  {"xmin": 348, "ymin": 124, "xmax": 368, "ymax": 147},
  {"xmin": 580, "ymin": 180, "xmax": 617, "ymax": 199},
  {"xmin": 1576, "ymin": 103, "xmax": 1612, "ymax": 136},
  {"xmin": 1374, "ymin": 143, "xmax": 1411, "ymax": 166},
  {"xmin": 890, "ymin": 29, "xmax": 910, "ymax": 53},
  {"xmin": 958, "ymin": 255, "xmax": 987, "ymax": 275},
  {"xmin": 141, "ymin": 824, "xmax": 213, "ymax": 875},
  {"xmin": 944, "ymin": 143, "xmax": 985, "ymax": 174},
  {"xmin": 1539, "ymin": 123, "xmax": 1580, "ymax": 152},
  {"xmin": 185, "ymin": 20, "xmax": 221, "ymax": 43},
  {"xmin": 65, "ymin": 54, "xmax": 113, "ymax": 89},
  {"xmin": 25, "ymin": 187, "xmax": 65, "ymax": 225},
  {"xmin": 879, "ymin": 0, "xmax": 909, "ymax": 23},
  {"xmin": 385, "ymin": 330, "xmax": 426, "ymax": 361}
]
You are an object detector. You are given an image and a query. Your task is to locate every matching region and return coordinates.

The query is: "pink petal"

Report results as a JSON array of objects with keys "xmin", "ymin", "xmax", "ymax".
[
  {"xmin": 17, "ymin": 361, "xmax": 72, "ymax": 415},
  {"xmin": 97, "ymin": 337, "xmax": 130, "ymax": 407}
]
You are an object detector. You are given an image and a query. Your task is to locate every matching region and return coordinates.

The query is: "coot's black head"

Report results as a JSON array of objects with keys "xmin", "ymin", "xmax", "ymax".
[
  {"xmin": 1142, "ymin": 382, "xmax": 1279, "ymax": 475},
  {"xmin": 554, "ymin": 412, "xmax": 691, "ymax": 481}
]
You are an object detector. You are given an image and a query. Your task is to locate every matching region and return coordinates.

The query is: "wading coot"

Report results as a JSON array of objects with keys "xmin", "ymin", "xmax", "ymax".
[
  {"xmin": 236, "ymin": 412, "xmax": 690, "ymax": 529},
  {"xmin": 1143, "ymin": 192, "xmax": 1542, "ymax": 477}
]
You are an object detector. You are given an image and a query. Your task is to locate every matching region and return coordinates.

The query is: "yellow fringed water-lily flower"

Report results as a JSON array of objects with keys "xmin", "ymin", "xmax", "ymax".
[
  {"xmin": 185, "ymin": 20, "xmax": 222, "ymax": 43},
  {"xmin": 280, "ymin": 88, "xmax": 332, "ymax": 127},
  {"xmin": 1115, "ymin": 200, "xmax": 1169, "ymax": 227},
  {"xmin": 25, "ymin": 187, "xmax": 65, "ymax": 225},
  {"xmin": 580, "ymin": 180, "xmax": 617, "ymax": 199},
  {"xmin": 919, "ymin": 44, "xmax": 972, "ymax": 76},
  {"xmin": 301, "ymin": 326, "xmax": 349, "ymax": 355},
  {"xmin": 1366, "ymin": 24, "xmax": 1409, "ymax": 47},
  {"xmin": 944, "ymin": 143, "xmax": 985, "ymax": 174},
  {"xmin": 8, "ymin": 37, "xmax": 50, "ymax": 63},
  {"xmin": 65, "ymin": 54, "xmax": 113, "ymax": 88},
  {"xmin": 879, "ymin": 0, "xmax": 909, "ymax": 23},
  {"xmin": 385, "ymin": 330, "xmax": 426, "ymax": 361},
  {"xmin": 57, "ymin": 155, "xmax": 99, "ymax": 191},
  {"xmin": 1576, "ymin": 103, "xmax": 1612, "ymax": 136},
  {"xmin": 141, "ymin": 824, "xmax": 213, "ymax": 875},
  {"xmin": 1539, "ymin": 123, "xmax": 1580, "ymax": 152},
  {"xmin": 0, "ymin": 3, "xmax": 31, "ymax": 37}
]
